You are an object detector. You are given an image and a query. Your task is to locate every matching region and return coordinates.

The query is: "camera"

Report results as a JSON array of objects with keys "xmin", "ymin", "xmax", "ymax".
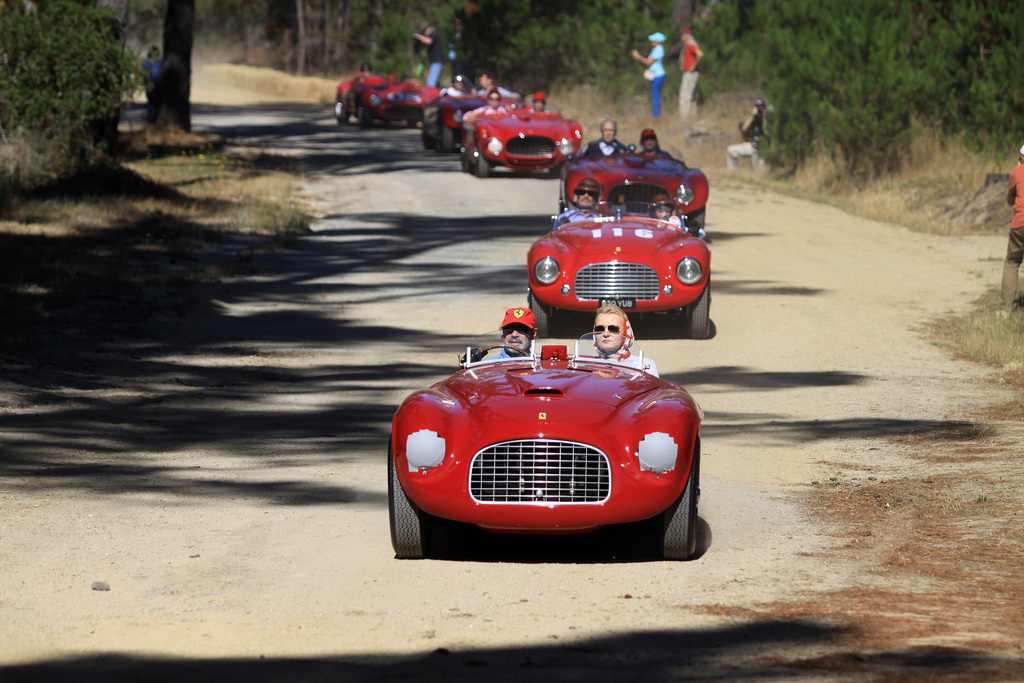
[{"xmin": 755, "ymin": 99, "xmax": 766, "ymax": 112}]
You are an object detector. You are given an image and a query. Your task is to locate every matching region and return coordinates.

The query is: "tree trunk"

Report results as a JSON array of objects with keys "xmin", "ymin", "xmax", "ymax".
[
  {"xmin": 156, "ymin": 0, "xmax": 195, "ymax": 131},
  {"xmin": 295, "ymin": 0, "xmax": 306, "ymax": 75},
  {"xmin": 95, "ymin": 0, "xmax": 130, "ymax": 155},
  {"xmin": 673, "ymin": 0, "xmax": 693, "ymax": 32}
]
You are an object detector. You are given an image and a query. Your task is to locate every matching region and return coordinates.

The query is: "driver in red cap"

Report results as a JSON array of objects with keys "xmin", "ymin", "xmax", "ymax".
[
  {"xmin": 495, "ymin": 307, "xmax": 537, "ymax": 358},
  {"xmin": 531, "ymin": 91, "xmax": 546, "ymax": 112},
  {"xmin": 639, "ymin": 128, "xmax": 672, "ymax": 158}
]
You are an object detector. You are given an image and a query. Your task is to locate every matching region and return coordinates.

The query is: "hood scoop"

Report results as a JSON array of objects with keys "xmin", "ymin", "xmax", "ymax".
[{"xmin": 524, "ymin": 387, "xmax": 564, "ymax": 397}]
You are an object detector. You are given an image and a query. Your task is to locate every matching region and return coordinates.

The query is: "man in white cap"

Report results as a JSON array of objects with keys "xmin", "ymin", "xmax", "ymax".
[{"xmin": 999, "ymin": 143, "xmax": 1024, "ymax": 316}]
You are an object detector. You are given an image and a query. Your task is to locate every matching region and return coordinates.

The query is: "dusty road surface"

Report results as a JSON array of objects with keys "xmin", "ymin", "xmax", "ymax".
[{"xmin": 2, "ymin": 92, "xmax": 1023, "ymax": 681}]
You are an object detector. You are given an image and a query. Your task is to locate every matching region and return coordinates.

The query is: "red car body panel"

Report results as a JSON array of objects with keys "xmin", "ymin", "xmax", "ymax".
[
  {"xmin": 391, "ymin": 355, "xmax": 701, "ymax": 533},
  {"xmin": 528, "ymin": 215, "xmax": 711, "ymax": 314},
  {"xmin": 563, "ymin": 154, "xmax": 709, "ymax": 229},
  {"xmin": 422, "ymin": 93, "xmax": 514, "ymax": 152},
  {"xmin": 463, "ymin": 110, "xmax": 583, "ymax": 173}
]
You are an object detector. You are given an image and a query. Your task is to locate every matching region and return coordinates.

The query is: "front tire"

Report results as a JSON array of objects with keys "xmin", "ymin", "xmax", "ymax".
[
  {"xmin": 439, "ymin": 125, "xmax": 455, "ymax": 153},
  {"xmin": 688, "ymin": 283, "xmax": 710, "ymax": 339},
  {"xmin": 686, "ymin": 208, "xmax": 706, "ymax": 234},
  {"xmin": 660, "ymin": 448, "xmax": 699, "ymax": 560},
  {"xmin": 334, "ymin": 98, "xmax": 348, "ymax": 124},
  {"xmin": 528, "ymin": 290, "xmax": 551, "ymax": 337},
  {"xmin": 358, "ymin": 104, "xmax": 371, "ymax": 128},
  {"xmin": 388, "ymin": 441, "xmax": 431, "ymax": 559},
  {"xmin": 475, "ymin": 144, "xmax": 490, "ymax": 178}
]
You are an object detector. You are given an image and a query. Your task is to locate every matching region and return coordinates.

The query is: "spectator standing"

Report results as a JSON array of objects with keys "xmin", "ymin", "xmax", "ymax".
[
  {"xmin": 999, "ymin": 144, "xmax": 1024, "ymax": 316},
  {"xmin": 631, "ymin": 32, "xmax": 666, "ymax": 119},
  {"xmin": 678, "ymin": 29, "xmax": 703, "ymax": 119},
  {"xmin": 413, "ymin": 24, "xmax": 445, "ymax": 87},
  {"xmin": 727, "ymin": 99, "xmax": 768, "ymax": 170},
  {"xmin": 142, "ymin": 45, "xmax": 162, "ymax": 123}
]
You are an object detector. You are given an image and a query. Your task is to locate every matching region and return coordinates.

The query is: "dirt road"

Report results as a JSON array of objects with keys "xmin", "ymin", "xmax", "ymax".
[{"xmin": 2, "ymin": 98, "xmax": 1022, "ymax": 681}]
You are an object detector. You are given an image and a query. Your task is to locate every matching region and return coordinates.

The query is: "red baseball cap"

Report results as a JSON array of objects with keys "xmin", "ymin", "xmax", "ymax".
[
  {"xmin": 501, "ymin": 307, "xmax": 537, "ymax": 330},
  {"xmin": 532, "ymin": 91, "xmax": 546, "ymax": 101},
  {"xmin": 640, "ymin": 128, "xmax": 657, "ymax": 141}
]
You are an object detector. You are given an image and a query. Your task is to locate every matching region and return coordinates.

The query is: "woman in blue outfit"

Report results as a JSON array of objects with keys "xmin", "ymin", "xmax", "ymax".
[{"xmin": 632, "ymin": 32, "xmax": 666, "ymax": 119}]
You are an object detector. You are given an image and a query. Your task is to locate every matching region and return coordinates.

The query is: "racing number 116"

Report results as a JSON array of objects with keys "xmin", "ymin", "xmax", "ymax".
[{"xmin": 592, "ymin": 228, "xmax": 654, "ymax": 238}]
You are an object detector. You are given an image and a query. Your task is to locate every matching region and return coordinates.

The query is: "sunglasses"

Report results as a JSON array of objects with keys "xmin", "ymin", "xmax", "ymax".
[
  {"xmin": 642, "ymin": 136, "xmax": 657, "ymax": 142},
  {"xmin": 593, "ymin": 325, "xmax": 622, "ymax": 334},
  {"xmin": 488, "ymin": 96, "xmax": 501, "ymax": 101},
  {"xmin": 575, "ymin": 190, "xmax": 600, "ymax": 199},
  {"xmin": 502, "ymin": 326, "xmax": 530, "ymax": 336}
]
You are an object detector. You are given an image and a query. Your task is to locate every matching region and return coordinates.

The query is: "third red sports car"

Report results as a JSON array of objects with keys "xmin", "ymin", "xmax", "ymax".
[{"xmin": 562, "ymin": 151, "xmax": 709, "ymax": 232}]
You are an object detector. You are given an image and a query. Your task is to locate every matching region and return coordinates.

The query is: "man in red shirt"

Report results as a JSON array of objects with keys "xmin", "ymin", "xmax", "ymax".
[
  {"xmin": 678, "ymin": 29, "xmax": 703, "ymax": 120},
  {"xmin": 1000, "ymin": 144, "xmax": 1024, "ymax": 315}
]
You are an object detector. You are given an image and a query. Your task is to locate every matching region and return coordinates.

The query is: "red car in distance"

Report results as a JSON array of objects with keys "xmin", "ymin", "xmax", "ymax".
[
  {"xmin": 461, "ymin": 107, "xmax": 583, "ymax": 178},
  {"xmin": 389, "ymin": 343, "xmax": 703, "ymax": 561},
  {"xmin": 527, "ymin": 210, "xmax": 712, "ymax": 339},
  {"xmin": 562, "ymin": 150, "xmax": 709, "ymax": 232},
  {"xmin": 335, "ymin": 74, "xmax": 438, "ymax": 128}
]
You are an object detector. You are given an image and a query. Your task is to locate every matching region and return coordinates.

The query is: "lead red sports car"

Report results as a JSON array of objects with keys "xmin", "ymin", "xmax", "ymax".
[
  {"xmin": 389, "ymin": 342, "xmax": 702, "ymax": 560},
  {"xmin": 527, "ymin": 210, "xmax": 711, "ymax": 339},
  {"xmin": 562, "ymin": 151, "xmax": 709, "ymax": 232},
  {"xmin": 461, "ymin": 108, "xmax": 583, "ymax": 177}
]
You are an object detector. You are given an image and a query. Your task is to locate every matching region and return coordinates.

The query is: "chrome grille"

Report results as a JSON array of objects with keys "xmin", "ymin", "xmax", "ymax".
[
  {"xmin": 575, "ymin": 262, "xmax": 660, "ymax": 301},
  {"xmin": 506, "ymin": 136, "xmax": 556, "ymax": 157},
  {"xmin": 470, "ymin": 440, "xmax": 610, "ymax": 503},
  {"xmin": 606, "ymin": 182, "xmax": 665, "ymax": 205}
]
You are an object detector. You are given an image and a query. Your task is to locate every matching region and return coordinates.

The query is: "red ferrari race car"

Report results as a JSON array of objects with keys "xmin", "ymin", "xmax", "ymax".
[
  {"xmin": 389, "ymin": 341, "xmax": 702, "ymax": 560},
  {"xmin": 527, "ymin": 208, "xmax": 712, "ymax": 339},
  {"xmin": 461, "ymin": 108, "xmax": 583, "ymax": 178},
  {"xmin": 335, "ymin": 73, "xmax": 438, "ymax": 128},
  {"xmin": 561, "ymin": 149, "xmax": 709, "ymax": 232}
]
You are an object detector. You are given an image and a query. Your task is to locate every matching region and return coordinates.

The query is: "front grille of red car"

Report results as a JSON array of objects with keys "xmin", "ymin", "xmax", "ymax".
[
  {"xmin": 383, "ymin": 105, "xmax": 422, "ymax": 120},
  {"xmin": 574, "ymin": 263, "xmax": 661, "ymax": 301},
  {"xmin": 469, "ymin": 440, "xmax": 610, "ymax": 503},
  {"xmin": 505, "ymin": 136, "xmax": 556, "ymax": 157},
  {"xmin": 605, "ymin": 182, "xmax": 665, "ymax": 205}
]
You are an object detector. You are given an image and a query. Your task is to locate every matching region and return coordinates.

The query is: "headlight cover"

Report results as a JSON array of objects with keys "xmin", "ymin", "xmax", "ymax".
[
  {"xmin": 674, "ymin": 184, "xmax": 695, "ymax": 206},
  {"xmin": 487, "ymin": 137, "xmax": 503, "ymax": 156},
  {"xmin": 676, "ymin": 257, "xmax": 702, "ymax": 285},
  {"xmin": 369, "ymin": 94, "xmax": 382, "ymax": 107},
  {"xmin": 453, "ymin": 110, "xmax": 464, "ymax": 123},
  {"xmin": 637, "ymin": 432, "xmax": 678, "ymax": 474},
  {"xmin": 406, "ymin": 430, "xmax": 446, "ymax": 471},
  {"xmin": 534, "ymin": 256, "xmax": 560, "ymax": 285},
  {"xmin": 558, "ymin": 137, "xmax": 573, "ymax": 155}
]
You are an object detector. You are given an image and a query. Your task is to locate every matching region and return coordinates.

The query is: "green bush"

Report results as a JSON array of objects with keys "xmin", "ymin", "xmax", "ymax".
[{"xmin": 0, "ymin": 0, "xmax": 142, "ymax": 184}]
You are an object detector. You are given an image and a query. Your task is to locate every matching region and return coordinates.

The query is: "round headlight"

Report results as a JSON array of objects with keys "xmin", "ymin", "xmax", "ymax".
[
  {"xmin": 558, "ymin": 138, "xmax": 573, "ymax": 155},
  {"xmin": 487, "ymin": 137, "xmax": 503, "ymax": 156},
  {"xmin": 453, "ymin": 110, "xmax": 464, "ymax": 123},
  {"xmin": 674, "ymin": 184, "xmax": 695, "ymax": 206},
  {"xmin": 369, "ymin": 94, "xmax": 382, "ymax": 106},
  {"xmin": 676, "ymin": 257, "xmax": 702, "ymax": 285},
  {"xmin": 534, "ymin": 256, "xmax": 560, "ymax": 285}
]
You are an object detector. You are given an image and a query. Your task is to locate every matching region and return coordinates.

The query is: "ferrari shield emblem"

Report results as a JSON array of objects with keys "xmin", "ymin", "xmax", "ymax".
[{"xmin": 538, "ymin": 412, "xmax": 547, "ymax": 420}]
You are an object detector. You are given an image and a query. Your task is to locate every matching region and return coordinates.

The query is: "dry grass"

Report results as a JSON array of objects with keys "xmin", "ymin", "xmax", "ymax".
[
  {"xmin": 930, "ymin": 299, "xmax": 1024, "ymax": 387},
  {"xmin": 193, "ymin": 64, "xmax": 338, "ymax": 104}
]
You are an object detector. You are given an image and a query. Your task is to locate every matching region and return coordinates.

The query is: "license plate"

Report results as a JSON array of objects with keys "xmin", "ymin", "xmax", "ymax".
[{"xmin": 600, "ymin": 298, "xmax": 635, "ymax": 309}]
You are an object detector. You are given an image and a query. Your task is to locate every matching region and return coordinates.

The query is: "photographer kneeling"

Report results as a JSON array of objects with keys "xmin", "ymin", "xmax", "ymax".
[{"xmin": 727, "ymin": 99, "xmax": 768, "ymax": 171}]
